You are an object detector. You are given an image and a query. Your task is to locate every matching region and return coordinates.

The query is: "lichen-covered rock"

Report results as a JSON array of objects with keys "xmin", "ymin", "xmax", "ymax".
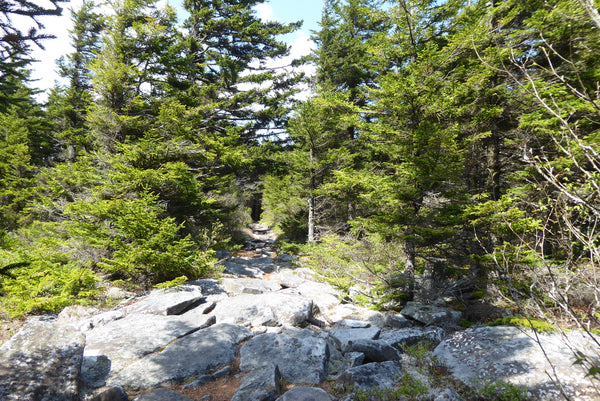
[
  {"xmin": 107, "ymin": 323, "xmax": 251, "ymax": 389},
  {"xmin": 378, "ymin": 327, "xmax": 445, "ymax": 350},
  {"xmin": 240, "ymin": 331, "xmax": 329, "ymax": 385},
  {"xmin": 433, "ymin": 326, "xmax": 599, "ymax": 400},
  {"xmin": 0, "ymin": 319, "xmax": 85, "ymax": 401},
  {"xmin": 83, "ymin": 313, "xmax": 215, "ymax": 384},
  {"xmin": 222, "ymin": 277, "xmax": 282, "ymax": 295},
  {"xmin": 400, "ymin": 302, "xmax": 462, "ymax": 327},
  {"xmin": 120, "ymin": 284, "xmax": 204, "ymax": 316},
  {"xmin": 329, "ymin": 327, "xmax": 381, "ymax": 349},
  {"xmin": 338, "ymin": 361, "xmax": 402, "ymax": 391},
  {"xmin": 341, "ymin": 339, "xmax": 400, "ymax": 363},
  {"xmin": 232, "ymin": 364, "xmax": 282, "ymax": 401},
  {"xmin": 211, "ymin": 291, "xmax": 313, "ymax": 327}
]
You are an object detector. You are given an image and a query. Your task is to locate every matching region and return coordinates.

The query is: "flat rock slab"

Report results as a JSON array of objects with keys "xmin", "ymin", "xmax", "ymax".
[
  {"xmin": 276, "ymin": 387, "xmax": 335, "ymax": 401},
  {"xmin": 323, "ymin": 304, "xmax": 385, "ymax": 327},
  {"xmin": 338, "ymin": 361, "xmax": 403, "ymax": 391},
  {"xmin": 230, "ymin": 257, "xmax": 278, "ymax": 274},
  {"xmin": 433, "ymin": 326, "xmax": 599, "ymax": 400},
  {"xmin": 107, "ymin": 323, "xmax": 251, "ymax": 389},
  {"xmin": 401, "ymin": 302, "xmax": 462, "ymax": 327},
  {"xmin": 0, "ymin": 319, "xmax": 85, "ymax": 401},
  {"xmin": 240, "ymin": 332, "xmax": 329, "ymax": 385},
  {"xmin": 222, "ymin": 277, "xmax": 282, "ymax": 295},
  {"xmin": 211, "ymin": 292, "xmax": 313, "ymax": 327},
  {"xmin": 223, "ymin": 260, "xmax": 264, "ymax": 278},
  {"xmin": 120, "ymin": 285, "xmax": 203, "ymax": 316},
  {"xmin": 83, "ymin": 313, "xmax": 215, "ymax": 383},
  {"xmin": 329, "ymin": 327, "xmax": 381, "ymax": 349}
]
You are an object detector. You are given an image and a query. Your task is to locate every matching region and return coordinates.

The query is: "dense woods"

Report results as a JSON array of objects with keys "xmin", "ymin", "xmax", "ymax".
[{"xmin": 1, "ymin": 0, "xmax": 599, "ymax": 355}]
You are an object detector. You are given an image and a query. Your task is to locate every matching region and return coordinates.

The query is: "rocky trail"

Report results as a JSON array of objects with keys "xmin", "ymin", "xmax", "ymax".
[{"xmin": 1, "ymin": 224, "xmax": 599, "ymax": 401}]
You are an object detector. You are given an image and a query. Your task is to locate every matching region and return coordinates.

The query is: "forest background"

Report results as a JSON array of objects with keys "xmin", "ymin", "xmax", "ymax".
[{"xmin": 1, "ymin": 0, "xmax": 599, "ymax": 355}]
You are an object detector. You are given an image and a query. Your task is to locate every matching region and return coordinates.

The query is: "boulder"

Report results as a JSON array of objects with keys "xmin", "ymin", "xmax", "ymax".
[
  {"xmin": 133, "ymin": 389, "xmax": 193, "ymax": 401},
  {"xmin": 338, "ymin": 319, "xmax": 371, "ymax": 328},
  {"xmin": 329, "ymin": 327, "xmax": 381, "ymax": 349},
  {"xmin": 83, "ymin": 313, "xmax": 215, "ymax": 384},
  {"xmin": 88, "ymin": 386, "xmax": 128, "ymax": 401},
  {"xmin": 120, "ymin": 285, "xmax": 204, "ymax": 316},
  {"xmin": 0, "ymin": 319, "xmax": 85, "ymax": 401},
  {"xmin": 378, "ymin": 327, "xmax": 445, "ymax": 350},
  {"xmin": 323, "ymin": 304, "xmax": 386, "ymax": 327},
  {"xmin": 232, "ymin": 364, "xmax": 282, "ymax": 401},
  {"xmin": 222, "ymin": 277, "xmax": 282, "ymax": 295},
  {"xmin": 433, "ymin": 326, "xmax": 599, "ymax": 400},
  {"xmin": 295, "ymin": 281, "xmax": 342, "ymax": 311},
  {"xmin": 267, "ymin": 268, "xmax": 315, "ymax": 288},
  {"xmin": 107, "ymin": 323, "xmax": 252, "ymax": 389},
  {"xmin": 400, "ymin": 302, "xmax": 462, "ymax": 327},
  {"xmin": 211, "ymin": 292, "xmax": 313, "ymax": 327},
  {"xmin": 222, "ymin": 260, "xmax": 264, "ymax": 278},
  {"xmin": 341, "ymin": 352, "xmax": 365, "ymax": 371},
  {"xmin": 240, "ymin": 331, "xmax": 329, "ymax": 385},
  {"xmin": 276, "ymin": 387, "xmax": 336, "ymax": 401},
  {"xmin": 384, "ymin": 314, "xmax": 414, "ymax": 329},
  {"xmin": 341, "ymin": 339, "xmax": 400, "ymax": 363},
  {"xmin": 338, "ymin": 361, "xmax": 402, "ymax": 391}
]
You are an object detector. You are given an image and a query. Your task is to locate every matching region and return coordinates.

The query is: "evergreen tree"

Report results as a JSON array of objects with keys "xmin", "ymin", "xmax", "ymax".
[
  {"xmin": 47, "ymin": 0, "xmax": 105, "ymax": 159},
  {"xmin": 0, "ymin": 0, "xmax": 66, "ymax": 110}
]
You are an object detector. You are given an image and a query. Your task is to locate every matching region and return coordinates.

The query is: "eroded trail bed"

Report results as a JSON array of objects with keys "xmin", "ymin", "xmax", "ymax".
[{"xmin": 0, "ymin": 225, "xmax": 598, "ymax": 401}]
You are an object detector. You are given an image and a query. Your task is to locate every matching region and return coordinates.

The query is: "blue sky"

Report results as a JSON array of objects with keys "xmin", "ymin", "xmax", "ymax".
[{"xmin": 28, "ymin": 0, "xmax": 324, "ymax": 98}]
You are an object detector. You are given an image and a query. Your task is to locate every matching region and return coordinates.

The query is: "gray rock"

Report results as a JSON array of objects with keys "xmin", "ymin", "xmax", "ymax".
[
  {"xmin": 277, "ymin": 254, "xmax": 296, "ymax": 263},
  {"xmin": 276, "ymin": 387, "xmax": 335, "ymax": 401},
  {"xmin": 339, "ymin": 319, "xmax": 371, "ymax": 328},
  {"xmin": 89, "ymin": 386, "xmax": 128, "ymax": 401},
  {"xmin": 384, "ymin": 314, "xmax": 414, "ymax": 329},
  {"xmin": 231, "ymin": 257, "xmax": 278, "ymax": 274},
  {"xmin": 216, "ymin": 250, "xmax": 233, "ymax": 259},
  {"xmin": 81, "ymin": 355, "xmax": 112, "ymax": 388},
  {"xmin": 222, "ymin": 277, "xmax": 282, "ymax": 295},
  {"xmin": 338, "ymin": 361, "xmax": 402, "ymax": 391},
  {"xmin": 400, "ymin": 302, "xmax": 462, "ymax": 327},
  {"xmin": 133, "ymin": 389, "xmax": 193, "ymax": 401},
  {"xmin": 83, "ymin": 313, "xmax": 215, "ymax": 382},
  {"xmin": 434, "ymin": 389, "xmax": 464, "ymax": 401},
  {"xmin": 240, "ymin": 332, "xmax": 329, "ymax": 385},
  {"xmin": 295, "ymin": 281, "xmax": 341, "ymax": 311},
  {"xmin": 341, "ymin": 352, "xmax": 365, "ymax": 371},
  {"xmin": 341, "ymin": 339, "xmax": 400, "ymax": 363},
  {"xmin": 323, "ymin": 304, "xmax": 386, "ymax": 327},
  {"xmin": 433, "ymin": 326, "xmax": 599, "ymax": 400},
  {"xmin": 0, "ymin": 320, "xmax": 85, "ymax": 401},
  {"xmin": 120, "ymin": 285, "xmax": 203, "ymax": 316},
  {"xmin": 223, "ymin": 260, "xmax": 264, "ymax": 278},
  {"xmin": 232, "ymin": 364, "xmax": 282, "ymax": 401},
  {"xmin": 182, "ymin": 375, "xmax": 213, "ymax": 389},
  {"xmin": 269, "ymin": 268, "xmax": 315, "ymax": 288},
  {"xmin": 329, "ymin": 327, "xmax": 381, "ymax": 349},
  {"xmin": 211, "ymin": 292, "xmax": 313, "ymax": 327},
  {"xmin": 213, "ymin": 365, "xmax": 233, "ymax": 378},
  {"xmin": 378, "ymin": 327, "xmax": 446, "ymax": 350},
  {"xmin": 107, "ymin": 323, "xmax": 252, "ymax": 389}
]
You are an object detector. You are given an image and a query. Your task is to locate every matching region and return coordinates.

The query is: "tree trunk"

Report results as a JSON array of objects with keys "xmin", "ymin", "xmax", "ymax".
[{"xmin": 308, "ymin": 147, "xmax": 316, "ymax": 245}]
